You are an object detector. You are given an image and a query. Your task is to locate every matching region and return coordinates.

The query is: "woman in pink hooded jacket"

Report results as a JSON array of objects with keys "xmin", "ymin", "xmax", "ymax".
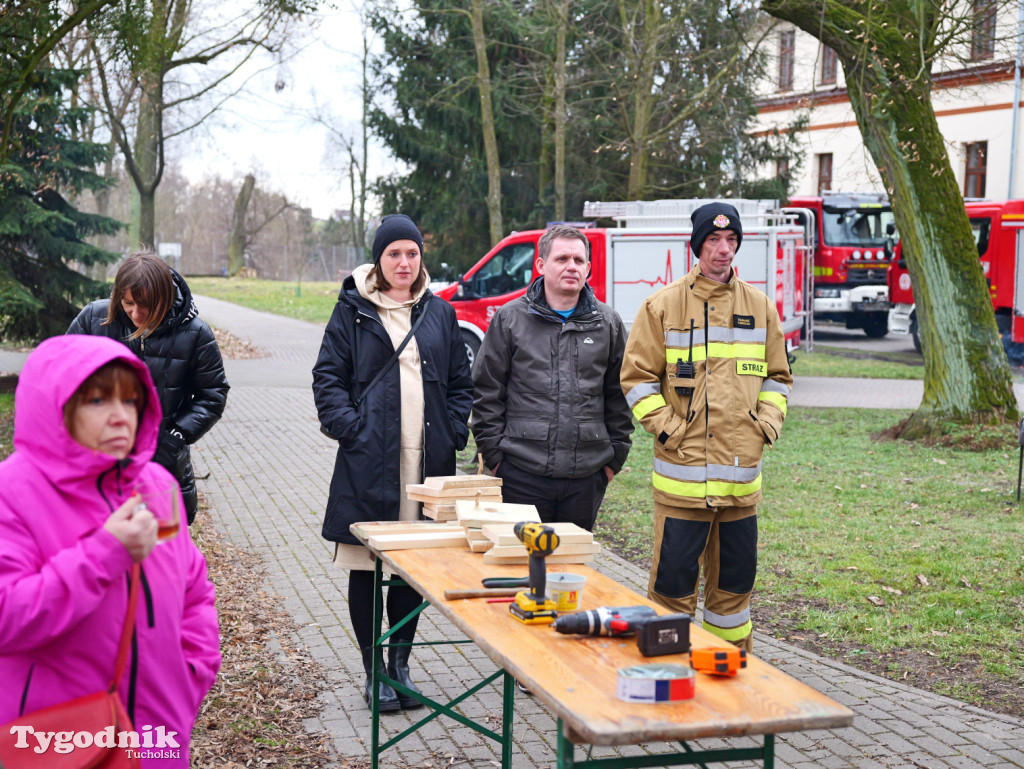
[{"xmin": 0, "ymin": 335, "xmax": 220, "ymax": 767}]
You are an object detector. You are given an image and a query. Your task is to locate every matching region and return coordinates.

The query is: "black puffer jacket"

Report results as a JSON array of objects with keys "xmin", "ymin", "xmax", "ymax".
[
  {"xmin": 312, "ymin": 277, "xmax": 473, "ymax": 546},
  {"xmin": 67, "ymin": 270, "xmax": 229, "ymax": 522}
]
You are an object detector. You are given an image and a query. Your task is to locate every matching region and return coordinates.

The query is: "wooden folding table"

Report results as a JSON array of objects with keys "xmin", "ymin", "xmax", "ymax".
[{"xmin": 352, "ymin": 523, "xmax": 853, "ymax": 769}]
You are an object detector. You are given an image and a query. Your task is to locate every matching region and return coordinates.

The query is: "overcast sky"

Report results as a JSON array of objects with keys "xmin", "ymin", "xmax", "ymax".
[{"xmin": 175, "ymin": 3, "xmax": 389, "ymax": 221}]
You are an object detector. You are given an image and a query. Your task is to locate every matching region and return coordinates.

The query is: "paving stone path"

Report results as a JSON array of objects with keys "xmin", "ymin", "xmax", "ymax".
[{"xmin": 6, "ymin": 298, "xmax": 1024, "ymax": 768}]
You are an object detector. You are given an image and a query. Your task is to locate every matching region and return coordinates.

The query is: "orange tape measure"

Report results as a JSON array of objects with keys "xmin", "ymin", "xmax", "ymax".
[{"xmin": 689, "ymin": 647, "xmax": 747, "ymax": 676}]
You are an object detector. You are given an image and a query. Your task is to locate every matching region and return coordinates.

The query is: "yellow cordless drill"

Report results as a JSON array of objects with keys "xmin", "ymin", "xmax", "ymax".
[{"xmin": 510, "ymin": 521, "xmax": 560, "ymax": 624}]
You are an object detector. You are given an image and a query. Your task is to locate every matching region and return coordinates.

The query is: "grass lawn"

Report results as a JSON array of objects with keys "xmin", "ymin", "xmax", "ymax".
[
  {"xmin": 790, "ymin": 344, "xmax": 924, "ymax": 379},
  {"xmin": 0, "ymin": 392, "xmax": 13, "ymax": 462},
  {"xmin": 599, "ymin": 408, "xmax": 1024, "ymax": 715},
  {"xmin": 187, "ymin": 276, "xmax": 339, "ymax": 325}
]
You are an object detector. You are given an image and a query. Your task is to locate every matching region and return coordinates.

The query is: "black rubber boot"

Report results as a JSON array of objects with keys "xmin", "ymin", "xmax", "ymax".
[
  {"xmin": 387, "ymin": 644, "xmax": 424, "ymax": 709},
  {"xmin": 361, "ymin": 648, "xmax": 401, "ymax": 713}
]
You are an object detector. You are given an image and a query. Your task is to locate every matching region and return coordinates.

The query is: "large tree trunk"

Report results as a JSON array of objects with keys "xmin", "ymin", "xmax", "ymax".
[
  {"xmin": 764, "ymin": 0, "xmax": 1018, "ymax": 433},
  {"xmin": 470, "ymin": 0, "xmax": 503, "ymax": 244},
  {"xmin": 227, "ymin": 173, "xmax": 255, "ymax": 276}
]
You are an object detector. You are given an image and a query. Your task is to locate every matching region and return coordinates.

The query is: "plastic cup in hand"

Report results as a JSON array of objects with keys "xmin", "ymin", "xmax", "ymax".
[{"xmin": 138, "ymin": 485, "xmax": 180, "ymax": 542}]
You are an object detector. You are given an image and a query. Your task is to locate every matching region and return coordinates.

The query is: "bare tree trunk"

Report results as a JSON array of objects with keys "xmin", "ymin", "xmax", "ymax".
[
  {"xmin": 470, "ymin": 0, "xmax": 503, "ymax": 244},
  {"xmin": 765, "ymin": 0, "xmax": 1017, "ymax": 433},
  {"xmin": 538, "ymin": 64, "xmax": 553, "ymax": 211},
  {"xmin": 128, "ymin": 71, "xmax": 162, "ymax": 248},
  {"xmin": 553, "ymin": 0, "xmax": 569, "ymax": 220},
  {"xmin": 227, "ymin": 173, "xmax": 256, "ymax": 276},
  {"xmin": 622, "ymin": 0, "xmax": 659, "ymax": 200},
  {"xmin": 356, "ymin": 23, "xmax": 370, "ymax": 255}
]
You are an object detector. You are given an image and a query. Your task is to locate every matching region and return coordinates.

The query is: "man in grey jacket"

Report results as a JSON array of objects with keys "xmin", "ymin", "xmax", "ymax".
[{"xmin": 472, "ymin": 225, "xmax": 633, "ymax": 531}]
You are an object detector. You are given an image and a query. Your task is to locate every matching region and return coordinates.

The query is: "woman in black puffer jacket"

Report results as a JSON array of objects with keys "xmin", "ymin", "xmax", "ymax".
[
  {"xmin": 68, "ymin": 252, "xmax": 229, "ymax": 524},
  {"xmin": 313, "ymin": 215, "xmax": 472, "ymax": 713}
]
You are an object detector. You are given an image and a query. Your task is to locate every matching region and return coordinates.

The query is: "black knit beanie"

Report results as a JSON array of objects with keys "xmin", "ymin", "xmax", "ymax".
[
  {"xmin": 690, "ymin": 202, "xmax": 743, "ymax": 256},
  {"xmin": 372, "ymin": 214, "xmax": 423, "ymax": 265}
]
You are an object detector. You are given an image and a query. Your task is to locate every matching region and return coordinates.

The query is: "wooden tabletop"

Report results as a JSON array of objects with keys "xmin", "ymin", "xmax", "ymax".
[{"xmin": 353, "ymin": 523, "xmax": 854, "ymax": 746}]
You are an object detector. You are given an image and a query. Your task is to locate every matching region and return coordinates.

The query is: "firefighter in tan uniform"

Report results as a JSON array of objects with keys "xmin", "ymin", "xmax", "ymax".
[{"xmin": 621, "ymin": 202, "xmax": 792, "ymax": 651}]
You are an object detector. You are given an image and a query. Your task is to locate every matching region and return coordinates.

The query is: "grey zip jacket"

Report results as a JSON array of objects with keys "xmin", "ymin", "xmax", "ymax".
[{"xmin": 472, "ymin": 276, "xmax": 633, "ymax": 478}]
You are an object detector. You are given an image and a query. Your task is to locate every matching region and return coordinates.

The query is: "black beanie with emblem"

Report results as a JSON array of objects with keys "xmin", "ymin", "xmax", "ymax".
[
  {"xmin": 690, "ymin": 202, "xmax": 743, "ymax": 256},
  {"xmin": 372, "ymin": 214, "xmax": 424, "ymax": 265}
]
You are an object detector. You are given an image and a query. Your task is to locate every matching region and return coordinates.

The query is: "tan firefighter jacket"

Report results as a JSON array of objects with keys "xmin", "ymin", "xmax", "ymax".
[{"xmin": 621, "ymin": 265, "xmax": 793, "ymax": 509}]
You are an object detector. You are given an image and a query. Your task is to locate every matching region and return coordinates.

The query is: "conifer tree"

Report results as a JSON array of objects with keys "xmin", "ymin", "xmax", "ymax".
[{"xmin": 0, "ymin": 67, "xmax": 120, "ymax": 341}]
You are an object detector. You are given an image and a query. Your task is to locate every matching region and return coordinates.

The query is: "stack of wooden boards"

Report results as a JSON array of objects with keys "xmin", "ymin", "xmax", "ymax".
[
  {"xmin": 406, "ymin": 475, "xmax": 501, "ymax": 521},
  {"xmin": 354, "ymin": 476, "xmax": 602, "ymax": 564},
  {"xmin": 454, "ymin": 499, "xmax": 540, "ymax": 552}
]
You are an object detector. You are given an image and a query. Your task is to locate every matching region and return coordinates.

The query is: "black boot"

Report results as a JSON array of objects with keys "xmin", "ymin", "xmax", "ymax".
[
  {"xmin": 387, "ymin": 644, "xmax": 424, "ymax": 709},
  {"xmin": 361, "ymin": 647, "xmax": 400, "ymax": 713}
]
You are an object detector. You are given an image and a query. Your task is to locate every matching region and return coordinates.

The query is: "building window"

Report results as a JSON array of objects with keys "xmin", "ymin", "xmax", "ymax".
[
  {"xmin": 778, "ymin": 30, "xmax": 795, "ymax": 91},
  {"xmin": 964, "ymin": 142, "xmax": 987, "ymax": 198},
  {"xmin": 817, "ymin": 153, "xmax": 833, "ymax": 195},
  {"xmin": 972, "ymin": 0, "xmax": 996, "ymax": 61},
  {"xmin": 820, "ymin": 46, "xmax": 837, "ymax": 85}
]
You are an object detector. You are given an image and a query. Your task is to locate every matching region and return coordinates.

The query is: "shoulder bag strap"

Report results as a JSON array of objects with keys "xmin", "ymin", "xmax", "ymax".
[
  {"xmin": 354, "ymin": 296, "xmax": 432, "ymax": 408},
  {"xmin": 109, "ymin": 562, "xmax": 141, "ymax": 692}
]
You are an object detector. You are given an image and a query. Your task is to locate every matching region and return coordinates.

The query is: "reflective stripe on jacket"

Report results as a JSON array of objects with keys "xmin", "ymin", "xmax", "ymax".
[{"xmin": 621, "ymin": 265, "xmax": 793, "ymax": 509}]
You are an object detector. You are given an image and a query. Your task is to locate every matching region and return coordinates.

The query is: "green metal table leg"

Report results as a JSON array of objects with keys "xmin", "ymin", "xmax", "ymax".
[
  {"xmin": 502, "ymin": 671, "xmax": 515, "ymax": 769},
  {"xmin": 557, "ymin": 718, "xmax": 574, "ymax": 769},
  {"xmin": 763, "ymin": 733, "xmax": 774, "ymax": 769},
  {"xmin": 370, "ymin": 558, "xmax": 385, "ymax": 769}
]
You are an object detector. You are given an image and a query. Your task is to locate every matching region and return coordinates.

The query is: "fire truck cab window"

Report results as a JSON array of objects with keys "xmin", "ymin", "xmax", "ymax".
[
  {"xmin": 470, "ymin": 242, "xmax": 535, "ymax": 298},
  {"xmin": 971, "ymin": 218, "xmax": 991, "ymax": 256},
  {"xmin": 821, "ymin": 208, "xmax": 896, "ymax": 247}
]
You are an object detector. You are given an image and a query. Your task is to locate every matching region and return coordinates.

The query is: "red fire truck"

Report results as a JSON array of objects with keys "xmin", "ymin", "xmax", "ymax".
[
  {"xmin": 888, "ymin": 198, "xmax": 1024, "ymax": 362},
  {"xmin": 787, "ymin": 193, "xmax": 897, "ymax": 338},
  {"xmin": 433, "ymin": 199, "xmax": 808, "ymax": 365}
]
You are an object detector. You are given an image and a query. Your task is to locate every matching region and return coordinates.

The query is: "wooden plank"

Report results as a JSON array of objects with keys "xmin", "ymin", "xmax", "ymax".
[
  {"xmin": 481, "ymin": 552, "xmax": 597, "ymax": 566},
  {"xmin": 356, "ymin": 542, "xmax": 854, "ymax": 747},
  {"xmin": 422, "ymin": 501, "xmax": 457, "ymax": 513},
  {"xmin": 464, "ymin": 528, "xmax": 491, "ymax": 542},
  {"xmin": 406, "ymin": 483, "xmax": 502, "ymax": 499},
  {"xmin": 422, "ymin": 474, "xmax": 503, "ymax": 490},
  {"xmin": 468, "ymin": 539, "xmax": 493, "ymax": 553},
  {"xmin": 409, "ymin": 492, "xmax": 501, "ymax": 505},
  {"xmin": 422, "ymin": 507, "xmax": 457, "ymax": 522},
  {"xmin": 455, "ymin": 500, "xmax": 540, "ymax": 528},
  {"xmin": 484, "ymin": 543, "xmax": 601, "ymax": 558},
  {"xmin": 481, "ymin": 522, "xmax": 594, "ymax": 546},
  {"xmin": 366, "ymin": 530, "xmax": 468, "ymax": 550},
  {"xmin": 351, "ymin": 521, "xmax": 463, "ymax": 536}
]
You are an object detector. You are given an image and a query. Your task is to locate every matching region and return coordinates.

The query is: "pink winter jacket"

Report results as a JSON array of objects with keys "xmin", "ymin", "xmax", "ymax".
[{"xmin": 0, "ymin": 335, "xmax": 220, "ymax": 767}]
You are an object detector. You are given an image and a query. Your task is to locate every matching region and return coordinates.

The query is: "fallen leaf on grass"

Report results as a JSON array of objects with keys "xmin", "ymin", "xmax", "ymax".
[
  {"xmin": 866, "ymin": 595, "xmax": 886, "ymax": 607},
  {"xmin": 881, "ymin": 586, "xmax": 902, "ymax": 595},
  {"xmin": 960, "ymin": 576, "xmax": 972, "ymax": 588},
  {"xmin": 916, "ymin": 574, "xmax": 929, "ymax": 586},
  {"xmin": 931, "ymin": 457, "xmax": 947, "ymax": 465}
]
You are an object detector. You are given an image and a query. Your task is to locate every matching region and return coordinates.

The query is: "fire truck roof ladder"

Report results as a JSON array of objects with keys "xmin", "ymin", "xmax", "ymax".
[{"xmin": 582, "ymin": 199, "xmax": 784, "ymax": 228}]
